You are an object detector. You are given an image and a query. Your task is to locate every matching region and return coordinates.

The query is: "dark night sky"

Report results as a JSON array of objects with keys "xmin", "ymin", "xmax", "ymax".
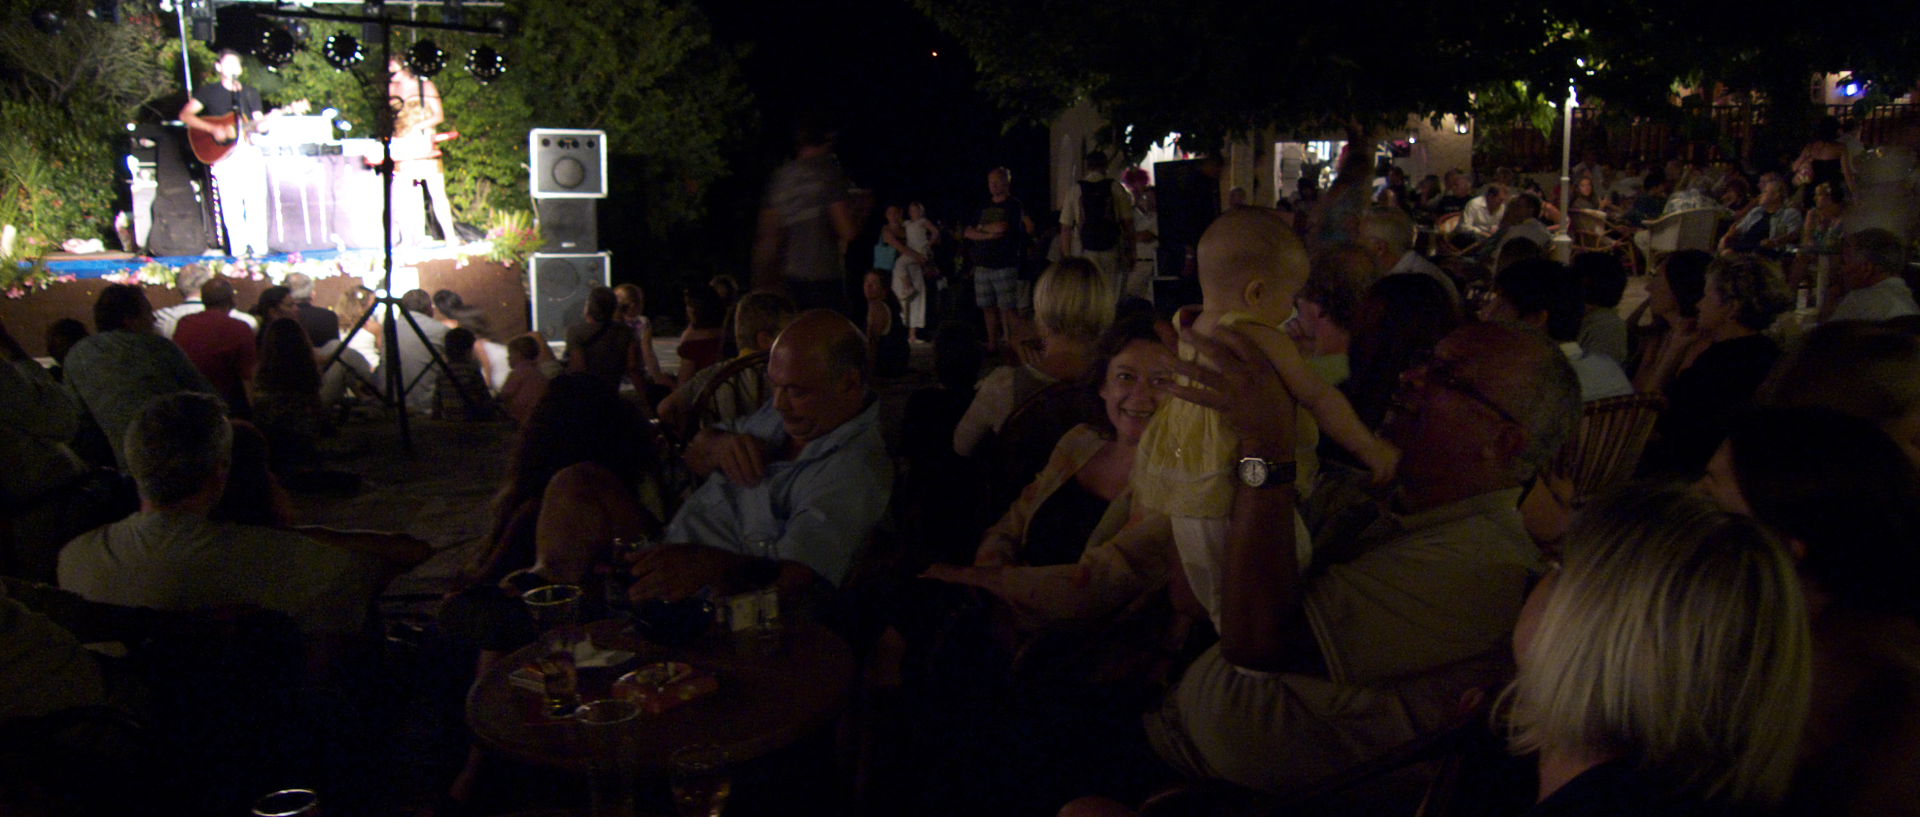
[{"xmin": 693, "ymin": 0, "xmax": 1050, "ymax": 251}]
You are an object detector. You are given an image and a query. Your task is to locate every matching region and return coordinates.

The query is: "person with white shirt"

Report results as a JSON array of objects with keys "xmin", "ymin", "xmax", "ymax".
[
  {"xmin": 1456, "ymin": 184, "xmax": 1508, "ymax": 240},
  {"xmin": 1823, "ymin": 228, "xmax": 1920, "ymax": 323}
]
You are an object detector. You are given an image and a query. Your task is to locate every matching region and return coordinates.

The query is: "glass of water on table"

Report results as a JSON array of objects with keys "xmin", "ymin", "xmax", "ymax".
[
  {"xmin": 670, "ymin": 743, "xmax": 733, "ymax": 817},
  {"xmin": 522, "ymin": 583, "xmax": 584, "ymax": 716}
]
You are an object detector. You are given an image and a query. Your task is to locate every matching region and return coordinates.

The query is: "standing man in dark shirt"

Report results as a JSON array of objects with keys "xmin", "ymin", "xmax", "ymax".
[
  {"xmin": 963, "ymin": 166, "xmax": 1035, "ymax": 354},
  {"xmin": 179, "ymin": 49, "xmax": 273, "ymax": 258},
  {"xmin": 754, "ymin": 122, "xmax": 858, "ymax": 314}
]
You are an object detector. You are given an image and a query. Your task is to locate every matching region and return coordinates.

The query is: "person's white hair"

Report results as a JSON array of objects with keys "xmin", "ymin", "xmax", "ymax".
[
  {"xmin": 1505, "ymin": 485, "xmax": 1811, "ymax": 806},
  {"xmin": 283, "ymin": 272, "xmax": 315, "ymax": 302},
  {"xmin": 125, "ymin": 392, "xmax": 233, "ymax": 507}
]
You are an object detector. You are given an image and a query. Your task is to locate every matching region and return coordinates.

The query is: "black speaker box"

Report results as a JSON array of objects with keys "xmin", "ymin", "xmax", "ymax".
[
  {"xmin": 535, "ymin": 198, "xmax": 597, "ymax": 252},
  {"xmin": 528, "ymin": 252, "xmax": 610, "ymax": 338},
  {"xmin": 1153, "ymin": 158, "xmax": 1222, "ymax": 249}
]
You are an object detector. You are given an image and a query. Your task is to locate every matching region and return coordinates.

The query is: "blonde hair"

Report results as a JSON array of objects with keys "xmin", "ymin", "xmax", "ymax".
[
  {"xmin": 1505, "ymin": 485, "xmax": 1811, "ymax": 806},
  {"xmin": 334, "ymin": 286, "xmax": 375, "ymax": 331},
  {"xmin": 1032, "ymin": 256, "xmax": 1115, "ymax": 342}
]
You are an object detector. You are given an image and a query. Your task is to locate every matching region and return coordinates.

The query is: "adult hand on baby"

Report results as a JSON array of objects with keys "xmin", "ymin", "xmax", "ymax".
[{"xmin": 1166, "ymin": 326, "xmax": 1298, "ymax": 454}]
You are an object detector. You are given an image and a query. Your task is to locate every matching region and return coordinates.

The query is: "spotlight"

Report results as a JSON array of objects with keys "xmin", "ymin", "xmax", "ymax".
[
  {"xmin": 405, "ymin": 39, "xmax": 446, "ymax": 78},
  {"xmin": 1455, "ymin": 117, "xmax": 1471, "ymax": 135},
  {"xmin": 323, "ymin": 33, "xmax": 364, "ymax": 70},
  {"xmin": 256, "ymin": 23, "xmax": 297, "ymax": 68},
  {"xmin": 31, "ymin": 8, "xmax": 64, "ymax": 34},
  {"xmin": 467, "ymin": 45, "xmax": 505, "ymax": 84},
  {"xmin": 288, "ymin": 20, "xmax": 310, "ymax": 43},
  {"xmin": 1840, "ymin": 75, "xmax": 1865, "ymax": 97}
]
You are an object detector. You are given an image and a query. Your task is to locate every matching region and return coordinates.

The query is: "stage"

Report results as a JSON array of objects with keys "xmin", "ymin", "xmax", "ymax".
[{"xmin": 1, "ymin": 243, "xmax": 531, "ymax": 357}]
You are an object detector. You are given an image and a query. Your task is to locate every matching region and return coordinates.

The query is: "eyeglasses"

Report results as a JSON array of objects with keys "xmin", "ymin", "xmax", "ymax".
[{"xmin": 1405, "ymin": 348, "xmax": 1522, "ymax": 426}]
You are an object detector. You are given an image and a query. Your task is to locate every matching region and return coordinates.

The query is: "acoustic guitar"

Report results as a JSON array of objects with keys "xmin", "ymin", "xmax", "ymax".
[{"xmin": 187, "ymin": 98, "xmax": 311, "ymax": 165}]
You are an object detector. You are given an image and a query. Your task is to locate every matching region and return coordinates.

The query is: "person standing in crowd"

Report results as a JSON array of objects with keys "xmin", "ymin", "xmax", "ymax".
[
  {"xmin": 753, "ymin": 120, "xmax": 858, "ymax": 313},
  {"xmin": 1059, "ymin": 151, "xmax": 1133, "ymax": 293},
  {"xmin": 964, "ymin": 166, "xmax": 1035, "ymax": 354}
]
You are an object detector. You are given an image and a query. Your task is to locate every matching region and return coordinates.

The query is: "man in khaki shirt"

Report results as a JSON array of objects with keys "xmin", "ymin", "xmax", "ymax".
[{"xmin": 1146, "ymin": 321, "xmax": 1580, "ymax": 794}]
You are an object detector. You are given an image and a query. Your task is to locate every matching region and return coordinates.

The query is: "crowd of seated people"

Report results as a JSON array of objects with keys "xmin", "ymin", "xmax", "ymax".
[{"xmin": 8, "ymin": 122, "xmax": 1920, "ymax": 817}]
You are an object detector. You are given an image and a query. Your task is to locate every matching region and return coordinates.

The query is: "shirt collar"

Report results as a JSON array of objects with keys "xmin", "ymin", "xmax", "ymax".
[{"xmin": 764, "ymin": 398, "xmax": 880, "ymax": 465}]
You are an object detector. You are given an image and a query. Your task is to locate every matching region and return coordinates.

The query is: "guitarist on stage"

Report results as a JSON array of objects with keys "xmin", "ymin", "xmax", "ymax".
[{"xmin": 180, "ymin": 49, "xmax": 272, "ymax": 258}]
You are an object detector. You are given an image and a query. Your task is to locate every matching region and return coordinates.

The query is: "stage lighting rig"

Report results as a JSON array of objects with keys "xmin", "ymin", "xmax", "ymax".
[
  {"xmin": 323, "ymin": 32, "xmax": 365, "ymax": 69},
  {"xmin": 466, "ymin": 45, "xmax": 505, "ymax": 83},
  {"xmin": 405, "ymin": 39, "xmax": 446, "ymax": 78}
]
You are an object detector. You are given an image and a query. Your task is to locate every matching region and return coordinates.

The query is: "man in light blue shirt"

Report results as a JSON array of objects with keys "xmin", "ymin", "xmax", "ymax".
[{"xmin": 635, "ymin": 310, "xmax": 892, "ymax": 598}]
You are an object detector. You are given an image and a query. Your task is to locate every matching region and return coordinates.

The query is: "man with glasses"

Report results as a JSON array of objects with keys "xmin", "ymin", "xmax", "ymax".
[{"xmin": 1141, "ymin": 321, "xmax": 1581, "ymax": 796}]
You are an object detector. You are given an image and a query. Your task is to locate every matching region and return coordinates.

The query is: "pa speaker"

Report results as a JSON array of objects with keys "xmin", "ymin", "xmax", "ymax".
[
  {"xmin": 529, "ymin": 252, "xmax": 610, "ymax": 338},
  {"xmin": 1154, "ymin": 158, "xmax": 1221, "ymax": 249},
  {"xmin": 535, "ymin": 198, "xmax": 597, "ymax": 252},
  {"xmin": 529, "ymin": 128, "xmax": 607, "ymax": 198}
]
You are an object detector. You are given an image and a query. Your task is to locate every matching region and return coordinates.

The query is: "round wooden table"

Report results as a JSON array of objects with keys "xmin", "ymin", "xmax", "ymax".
[{"xmin": 466, "ymin": 617, "xmax": 856, "ymax": 772}]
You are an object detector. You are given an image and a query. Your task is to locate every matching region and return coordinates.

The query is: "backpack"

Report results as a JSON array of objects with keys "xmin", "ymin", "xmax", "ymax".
[{"xmin": 1077, "ymin": 179, "xmax": 1122, "ymax": 252}]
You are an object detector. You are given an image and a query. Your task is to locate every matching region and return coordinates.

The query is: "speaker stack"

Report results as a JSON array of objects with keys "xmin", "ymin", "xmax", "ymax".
[{"xmin": 528, "ymin": 128, "xmax": 609, "ymax": 338}]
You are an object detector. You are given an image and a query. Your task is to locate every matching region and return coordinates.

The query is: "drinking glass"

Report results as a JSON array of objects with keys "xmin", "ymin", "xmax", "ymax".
[
  {"xmin": 523, "ymin": 584, "xmax": 584, "ymax": 715},
  {"xmin": 576, "ymin": 698, "xmax": 641, "ymax": 817},
  {"xmin": 669, "ymin": 743, "xmax": 733, "ymax": 817}
]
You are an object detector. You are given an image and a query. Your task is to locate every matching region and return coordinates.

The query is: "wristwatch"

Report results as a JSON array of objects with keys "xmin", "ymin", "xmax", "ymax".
[{"xmin": 1237, "ymin": 456, "xmax": 1296, "ymax": 489}]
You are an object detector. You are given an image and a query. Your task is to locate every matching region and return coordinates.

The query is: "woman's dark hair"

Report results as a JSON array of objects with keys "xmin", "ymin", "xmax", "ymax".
[
  {"xmin": 433, "ymin": 288, "xmax": 494, "ymax": 338},
  {"xmin": 1662, "ymin": 249, "xmax": 1713, "ymax": 319},
  {"xmin": 93, "ymin": 283, "xmax": 150, "ymax": 333},
  {"xmin": 470, "ymin": 373, "xmax": 653, "ymax": 582},
  {"xmin": 1083, "ymin": 311, "xmax": 1167, "ymax": 439},
  {"xmin": 684, "ymin": 284, "xmax": 725, "ymax": 328},
  {"xmin": 1346, "ymin": 273, "xmax": 1461, "ymax": 428},
  {"xmin": 585, "ymin": 286, "xmax": 618, "ymax": 324},
  {"xmin": 1727, "ymin": 407, "xmax": 1920, "ymax": 620},
  {"xmin": 254, "ymin": 318, "xmax": 320, "ymax": 396},
  {"xmin": 1707, "ymin": 254, "xmax": 1792, "ymax": 331},
  {"xmin": 1298, "ymin": 257, "xmax": 1362, "ymax": 331},
  {"xmin": 1572, "ymin": 252, "xmax": 1628, "ymax": 309},
  {"xmin": 251, "ymin": 286, "xmax": 293, "ymax": 327}
]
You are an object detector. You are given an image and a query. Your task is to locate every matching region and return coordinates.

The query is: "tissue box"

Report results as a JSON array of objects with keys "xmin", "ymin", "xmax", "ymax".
[{"xmin": 612, "ymin": 661, "xmax": 719, "ymax": 714}]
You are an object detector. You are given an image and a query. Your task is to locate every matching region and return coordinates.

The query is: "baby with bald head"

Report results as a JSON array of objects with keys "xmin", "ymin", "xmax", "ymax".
[{"xmin": 1134, "ymin": 208, "xmax": 1398, "ymax": 630}]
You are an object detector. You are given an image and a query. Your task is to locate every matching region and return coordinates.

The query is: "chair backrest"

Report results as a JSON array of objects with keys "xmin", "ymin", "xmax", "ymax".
[
  {"xmin": 1674, "ymin": 208, "xmax": 1720, "ymax": 253},
  {"xmin": 1550, "ymin": 392, "xmax": 1666, "ymax": 503},
  {"xmin": 1570, "ymin": 209, "xmax": 1612, "ymax": 248},
  {"xmin": 1434, "ymin": 212, "xmax": 1462, "ymax": 236},
  {"xmin": 683, "ymin": 350, "xmax": 770, "ymax": 440}
]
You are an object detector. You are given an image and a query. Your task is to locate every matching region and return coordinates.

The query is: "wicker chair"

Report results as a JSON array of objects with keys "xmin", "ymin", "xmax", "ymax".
[
  {"xmin": 677, "ymin": 350, "xmax": 770, "ymax": 442},
  {"xmin": 1570, "ymin": 208, "xmax": 1639, "ymax": 274},
  {"xmin": 1551, "ymin": 392, "xmax": 1666, "ymax": 505}
]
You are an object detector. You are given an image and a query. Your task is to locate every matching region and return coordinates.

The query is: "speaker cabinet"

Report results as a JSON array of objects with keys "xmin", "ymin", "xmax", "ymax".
[
  {"xmin": 528, "ymin": 128, "xmax": 607, "ymax": 199},
  {"xmin": 529, "ymin": 252, "xmax": 611, "ymax": 338},
  {"xmin": 1153, "ymin": 158, "xmax": 1222, "ymax": 249},
  {"xmin": 535, "ymin": 198, "xmax": 597, "ymax": 253}
]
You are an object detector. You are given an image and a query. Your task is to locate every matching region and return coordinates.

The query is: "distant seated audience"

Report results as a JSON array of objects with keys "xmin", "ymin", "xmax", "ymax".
[
  {"xmin": 154, "ymin": 263, "xmax": 256, "ymax": 338},
  {"xmin": 282, "ymin": 272, "xmax": 339, "ymax": 349},
  {"xmin": 252, "ymin": 317, "xmax": 328, "ymax": 477},
  {"xmin": 1720, "ymin": 173, "xmax": 1803, "ymax": 257},
  {"xmin": 564, "ymin": 286, "xmax": 637, "ymax": 392},
  {"xmin": 1482, "ymin": 259, "xmax": 1631, "ymax": 401}
]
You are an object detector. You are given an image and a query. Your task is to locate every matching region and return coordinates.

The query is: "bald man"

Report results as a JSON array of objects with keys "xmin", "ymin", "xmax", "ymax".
[{"xmin": 631, "ymin": 310, "xmax": 893, "ymax": 600}]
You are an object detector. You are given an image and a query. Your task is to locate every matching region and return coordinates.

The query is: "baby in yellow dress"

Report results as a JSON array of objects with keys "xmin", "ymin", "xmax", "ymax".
[{"xmin": 1132, "ymin": 208, "xmax": 1399, "ymax": 630}]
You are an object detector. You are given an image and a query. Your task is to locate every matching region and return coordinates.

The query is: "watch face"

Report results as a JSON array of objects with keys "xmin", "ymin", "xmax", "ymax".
[{"xmin": 1239, "ymin": 457, "xmax": 1268, "ymax": 487}]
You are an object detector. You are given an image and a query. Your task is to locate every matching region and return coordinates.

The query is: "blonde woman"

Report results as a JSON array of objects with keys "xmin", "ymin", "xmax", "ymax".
[
  {"xmin": 1506, "ymin": 485, "xmax": 1811, "ymax": 813},
  {"xmin": 952, "ymin": 256, "xmax": 1116, "ymax": 457}
]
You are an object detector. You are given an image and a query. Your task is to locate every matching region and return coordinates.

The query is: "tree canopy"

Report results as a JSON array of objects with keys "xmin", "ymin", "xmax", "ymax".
[{"xmin": 917, "ymin": 0, "xmax": 1920, "ymax": 157}]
